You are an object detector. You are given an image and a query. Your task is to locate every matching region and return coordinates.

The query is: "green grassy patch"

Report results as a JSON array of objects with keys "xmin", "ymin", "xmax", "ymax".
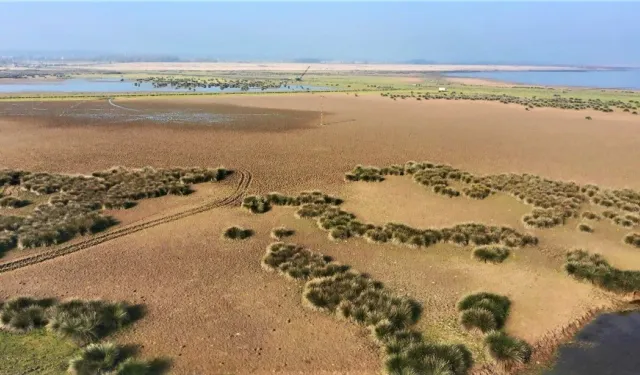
[{"xmin": 0, "ymin": 329, "xmax": 77, "ymax": 375}]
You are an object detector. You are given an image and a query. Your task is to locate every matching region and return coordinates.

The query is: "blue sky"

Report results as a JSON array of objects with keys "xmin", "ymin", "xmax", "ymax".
[{"xmin": 0, "ymin": 2, "xmax": 638, "ymax": 66}]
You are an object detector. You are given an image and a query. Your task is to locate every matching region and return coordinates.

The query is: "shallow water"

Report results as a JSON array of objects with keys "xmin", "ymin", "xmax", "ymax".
[
  {"xmin": 447, "ymin": 69, "xmax": 640, "ymax": 90},
  {"xmin": 545, "ymin": 311, "xmax": 640, "ymax": 375},
  {"xmin": 0, "ymin": 78, "xmax": 330, "ymax": 94}
]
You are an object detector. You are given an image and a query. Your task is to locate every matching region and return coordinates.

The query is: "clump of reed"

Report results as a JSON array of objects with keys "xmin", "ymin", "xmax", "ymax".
[
  {"xmin": 0, "ymin": 166, "xmax": 230, "ymax": 255},
  {"xmin": 285, "ymin": 200, "xmax": 538, "ymax": 251},
  {"xmin": 457, "ymin": 293, "xmax": 511, "ymax": 333},
  {"xmin": 345, "ymin": 164, "xmax": 404, "ymax": 182},
  {"xmin": 577, "ymin": 223, "xmax": 594, "ymax": 233},
  {"xmin": 1, "ymin": 297, "xmax": 139, "ymax": 345},
  {"xmin": 223, "ymin": 226, "xmax": 253, "ymax": 240},
  {"xmin": 243, "ymin": 191, "xmax": 343, "ymax": 215},
  {"xmin": 623, "ymin": 233, "xmax": 640, "ymax": 248},
  {"xmin": 270, "ymin": 226, "xmax": 295, "ymax": 240},
  {"xmin": 68, "ymin": 342, "xmax": 159, "ymax": 375},
  {"xmin": 472, "ymin": 245, "xmax": 511, "ymax": 264},
  {"xmin": 581, "ymin": 211, "xmax": 601, "ymax": 221},
  {"xmin": 0, "ymin": 297, "xmax": 55, "ymax": 332},
  {"xmin": 242, "ymin": 195, "xmax": 271, "ymax": 213},
  {"xmin": 261, "ymin": 242, "xmax": 473, "ymax": 375},
  {"xmin": 565, "ymin": 250, "xmax": 640, "ymax": 293},
  {"xmin": 456, "ymin": 293, "xmax": 531, "ymax": 369},
  {"xmin": 484, "ymin": 331, "xmax": 532, "ymax": 370}
]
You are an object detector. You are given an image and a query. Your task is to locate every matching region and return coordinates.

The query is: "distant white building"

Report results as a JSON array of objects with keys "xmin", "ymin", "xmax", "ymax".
[{"xmin": 438, "ymin": 87, "xmax": 447, "ymax": 92}]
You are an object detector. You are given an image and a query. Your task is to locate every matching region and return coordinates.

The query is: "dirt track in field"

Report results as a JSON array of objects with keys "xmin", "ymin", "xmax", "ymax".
[{"xmin": 1, "ymin": 94, "xmax": 639, "ymax": 373}]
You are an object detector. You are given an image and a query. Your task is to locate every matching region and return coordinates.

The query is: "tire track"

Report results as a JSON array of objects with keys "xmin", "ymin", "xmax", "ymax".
[
  {"xmin": 0, "ymin": 170, "xmax": 252, "ymax": 274},
  {"xmin": 108, "ymin": 98, "xmax": 141, "ymax": 112}
]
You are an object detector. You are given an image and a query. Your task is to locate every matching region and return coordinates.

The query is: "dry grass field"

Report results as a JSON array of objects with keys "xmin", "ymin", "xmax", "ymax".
[{"xmin": 1, "ymin": 93, "xmax": 639, "ymax": 374}]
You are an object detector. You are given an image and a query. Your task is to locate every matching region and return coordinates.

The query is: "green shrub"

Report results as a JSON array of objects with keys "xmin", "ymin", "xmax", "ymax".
[
  {"xmin": 270, "ymin": 227, "xmax": 295, "ymax": 240},
  {"xmin": 223, "ymin": 226, "xmax": 253, "ymax": 240},
  {"xmin": 472, "ymin": 245, "xmax": 511, "ymax": 264},
  {"xmin": 577, "ymin": 223, "xmax": 594, "ymax": 233},
  {"xmin": 624, "ymin": 233, "xmax": 640, "ymax": 248},
  {"xmin": 484, "ymin": 331, "xmax": 532, "ymax": 367}
]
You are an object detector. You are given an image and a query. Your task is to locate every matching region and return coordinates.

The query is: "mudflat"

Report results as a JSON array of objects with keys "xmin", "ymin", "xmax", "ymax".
[{"xmin": 1, "ymin": 94, "xmax": 639, "ymax": 374}]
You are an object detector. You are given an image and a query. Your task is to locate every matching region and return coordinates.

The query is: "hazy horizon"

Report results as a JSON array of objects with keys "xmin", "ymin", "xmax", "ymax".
[{"xmin": 1, "ymin": 2, "xmax": 638, "ymax": 66}]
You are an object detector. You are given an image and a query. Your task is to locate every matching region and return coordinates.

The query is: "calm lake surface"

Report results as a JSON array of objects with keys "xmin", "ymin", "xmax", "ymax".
[
  {"xmin": 0, "ymin": 79, "xmax": 330, "ymax": 93},
  {"xmin": 447, "ymin": 69, "xmax": 640, "ymax": 90},
  {"xmin": 545, "ymin": 311, "xmax": 640, "ymax": 375}
]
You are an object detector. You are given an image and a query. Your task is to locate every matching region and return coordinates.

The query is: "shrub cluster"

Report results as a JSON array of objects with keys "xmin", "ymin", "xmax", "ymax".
[
  {"xmin": 565, "ymin": 250, "xmax": 640, "ymax": 293},
  {"xmin": 1, "ymin": 297, "xmax": 136, "ymax": 344},
  {"xmin": 624, "ymin": 233, "xmax": 640, "ymax": 248},
  {"xmin": 223, "ymin": 226, "xmax": 253, "ymax": 240},
  {"xmin": 457, "ymin": 293, "xmax": 511, "ymax": 333},
  {"xmin": 345, "ymin": 161, "xmax": 599, "ymax": 229},
  {"xmin": 0, "ymin": 296, "xmax": 55, "ymax": 332},
  {"xmin": 381, "ymin": 91, "xmax": 638, "ymax": 114},
  {"xmin": 0, "ymin": 196, "xmax": 30, "ymax": 208},
  {"xmin": 262, "ymin": 242, "xmax": 473, "ymax": 375},
  {"xmin": 270, "ymin": 226, "xmax": 295, "ymax": 240},
  {"xmin": 295, "ymin": 202, "xmax": 537, "ymax": 249},
  {"xmin": 242, "ymin": 191, "xmax": 342, "ymax": 214},
  {"xmin": 0, "ymin": 167, "xmax": 230, "ymax": 255},
  {"xmin": 591, "ymin": 189, "xmax": 640, "ymax": 213},
  {"xmin": 68, "ymin": 342, "xmax": 157, "ymax": 375},
  {"xmin": 456, "ymin": 293, "xmax": 531, "ymax": 369},
  {"xmin": 472, "ymin": 245, "xmax": 511, "ymax": 264}
]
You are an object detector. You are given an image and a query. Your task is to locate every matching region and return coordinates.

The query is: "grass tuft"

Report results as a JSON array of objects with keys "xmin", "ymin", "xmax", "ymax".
[
  {"xmin": 472, "ymin": 245, "xmax": 511, "ymax": 264},
  {"xmin": 484, "ymin": 331, "xmax": 532, "ymax": 368},
  {"xmin": 623, "ymin": 232, "xmax": 640, "ymax": 248},
  {"xmin": 223, "ymin": 226, "xmax": 253, "ymax": 240},
  {"xmin": 270, "ymin": 226, "xmax": 295, "ymax": 240},
  {"xmin": 577, "ymin": 222, "xmax": 594, "ymax": 233}
]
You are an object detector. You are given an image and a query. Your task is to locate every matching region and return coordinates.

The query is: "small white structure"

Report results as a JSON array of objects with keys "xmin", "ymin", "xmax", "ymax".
[{"xmin": 438, "ymin": 87, "xmax": 447, "ymax": 92}]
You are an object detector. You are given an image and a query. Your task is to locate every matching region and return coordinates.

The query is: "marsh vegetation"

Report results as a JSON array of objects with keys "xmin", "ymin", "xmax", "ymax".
[
  {"xmin": 0, "ymin": 166, "xmax": 229, "ymax": 256},
  {"xmin": 381, "ymin": 91, "xmax": 639, "ymax": 114},
  {"xmin": 345, "ymin": 161, "xmax": 640, "ymax": 230},
  {"xmin": 262, "ymin": 242, "xmax": 474, "ymax": 375},
  {"xmin": 565, "ymin": 250, "xmax": 640, "ymax": 293}
]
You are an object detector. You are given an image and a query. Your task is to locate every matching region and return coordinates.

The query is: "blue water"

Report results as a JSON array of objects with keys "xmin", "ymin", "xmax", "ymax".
[
  {"xmin": 0, "ymin": 79, "xmax": 330, "ymax": 93},
  {"xmin": 447, "ymin": 69, "xmax": 640, "ymax": 90},
  {"xmin": 545, "ymin": 311, "xmax": 640, "ymax": 375}
]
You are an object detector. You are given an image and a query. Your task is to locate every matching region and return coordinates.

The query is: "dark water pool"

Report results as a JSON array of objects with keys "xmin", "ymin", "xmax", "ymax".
[
  {"xmin": 545, "ymin": 311, "xmax": 640, "ymax": 375},
  {"xmin": 0, "ymin": 78, "xmax": 330, "ymax": 94}
]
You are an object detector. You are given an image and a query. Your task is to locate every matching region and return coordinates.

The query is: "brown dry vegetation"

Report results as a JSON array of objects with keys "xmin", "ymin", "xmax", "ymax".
[{"xmin": 1, "ymin": 94, "xmax": 639, "ymax": 374}]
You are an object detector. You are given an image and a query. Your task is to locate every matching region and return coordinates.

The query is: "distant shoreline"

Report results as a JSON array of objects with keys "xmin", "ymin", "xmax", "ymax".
[{"xmin": 7, "ymin": 62, "xmax": 602, "ymax": 73}]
